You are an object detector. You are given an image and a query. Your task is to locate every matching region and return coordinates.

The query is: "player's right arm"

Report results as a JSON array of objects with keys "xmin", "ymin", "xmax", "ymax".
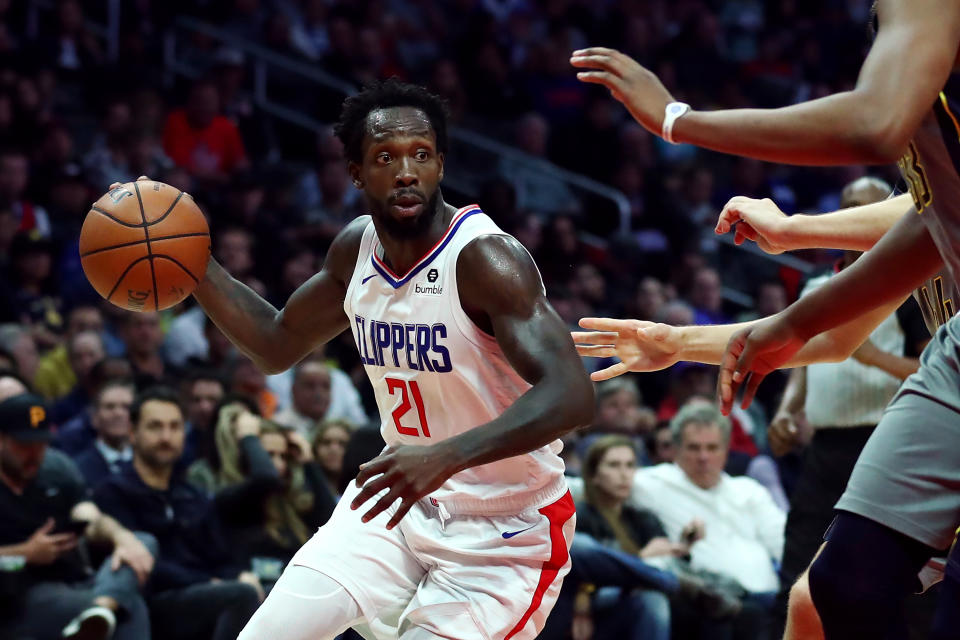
[
  {"xmin": 715, "ymin": 194, "xmax": 913, "ymax": 254},
  {"xmin": 720, "ymin": 210, "xmax": 942, "ymax": 412},
  {"xmin": 193, "ymin": 217, "xmax": 366, "ymax": 374},
  {"xmin": 571, "ymin": 0, "xmax": 960, "ymax": 165}
]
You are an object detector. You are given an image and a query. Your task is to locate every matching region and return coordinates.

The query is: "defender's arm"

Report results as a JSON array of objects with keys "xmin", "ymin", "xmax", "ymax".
[{"xmin": 572, "ymin": 0, "xmax": 960, "ymax": 164}]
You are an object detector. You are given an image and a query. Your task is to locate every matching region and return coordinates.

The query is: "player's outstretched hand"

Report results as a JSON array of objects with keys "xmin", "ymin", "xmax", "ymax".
[
  {"xmin": 351, "ymin": 445, "xmax": 459, "ymax": 529},
  {"xmin": 572, "ymin": 317, "xmax": 683, "ymax": 380},
  {"xmin": 570, "ymin": 47, "xmax": 674, "ymax": 135},
  {"xmin": 714, "ymin": 196, "xmax": 792, "ymax": 255},
  {"xmin": 718, "ymin": 315, "xmax": 805, "ymax": 415}
]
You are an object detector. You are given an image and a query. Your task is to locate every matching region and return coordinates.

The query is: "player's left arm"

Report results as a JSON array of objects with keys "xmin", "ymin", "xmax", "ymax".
[{"xmin": 351, "ymin": 235, "xmax": 594, "ymax": 528}]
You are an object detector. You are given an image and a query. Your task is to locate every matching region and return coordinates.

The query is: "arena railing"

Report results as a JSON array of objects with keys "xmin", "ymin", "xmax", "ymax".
[{"xmin": 161, "ymin": 17, "xmax": 634, "ymax": 234}]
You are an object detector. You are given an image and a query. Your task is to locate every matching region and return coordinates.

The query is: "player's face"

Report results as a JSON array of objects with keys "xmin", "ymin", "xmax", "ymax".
[
  {"xmin": 592, "ymin": 445, "xmax": 636, "ymax": 503},
  {"xmin": 351, "ymin": 107, "xmax": 444, "ymax": 238},
  {"xmin": 132, "ymin": 400, "xmax": 185, "ymax": 469},
  {"xmin": 676, "ymin": 422, "xmax": 728, "ymax": 490}
]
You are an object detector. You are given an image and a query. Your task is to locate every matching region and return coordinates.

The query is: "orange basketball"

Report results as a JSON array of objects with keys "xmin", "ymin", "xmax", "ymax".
[{"xmin": 79, "ymin": 180, "xmax": 210, "ymax": 312}]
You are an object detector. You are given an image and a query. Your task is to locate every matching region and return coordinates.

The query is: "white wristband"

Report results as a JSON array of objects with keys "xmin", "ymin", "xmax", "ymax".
[{"xmin": 661, "ymin": 102, "xmax": 690, "ymax": 144}]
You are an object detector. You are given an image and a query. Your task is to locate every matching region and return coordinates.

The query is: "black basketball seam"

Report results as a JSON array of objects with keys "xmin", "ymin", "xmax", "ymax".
[
  {"xmin": 89, "ymin": 190, "xmax": 185, "ymax": 229},
  {"xmin": 80, "ymin": 232, "xmax": 210, "ymax": 258},
  {"xmin": 152, "ymin": 254, "xmax": 201, "ymax": 284},
  {"xmin": 106, "ymin": 255, "xmax": 151, "ymax": 300},
  {"xmin": 134, "ymin": 182, "xmax": 159, "ymax": 312},
  {"xmin": 90, "ymin": 206, "xmax": 145, "ymax": 228}
]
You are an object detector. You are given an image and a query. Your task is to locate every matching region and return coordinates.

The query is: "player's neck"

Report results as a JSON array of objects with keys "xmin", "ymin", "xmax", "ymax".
[{"xmin": 376, "ymin": 199, "xmax": 458, "ymax": 276}]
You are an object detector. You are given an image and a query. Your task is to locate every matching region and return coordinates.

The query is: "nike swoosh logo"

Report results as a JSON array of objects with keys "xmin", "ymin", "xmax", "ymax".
[
  {"xmin": 361, "ymin": 274, "xmax": 377, "ymax": 285},
  {"xmin": 502, "ymin": 524, "xmax": 537, "ymax": 539}
]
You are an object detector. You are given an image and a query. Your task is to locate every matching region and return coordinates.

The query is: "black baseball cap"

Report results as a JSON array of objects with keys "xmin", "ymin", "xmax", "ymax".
[{"xmin": 0, "ymin": 393, "xmax": 52, "ymax": 442}]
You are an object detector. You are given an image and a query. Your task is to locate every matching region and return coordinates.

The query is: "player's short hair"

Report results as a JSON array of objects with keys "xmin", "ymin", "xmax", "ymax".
[
  {"xmin": 669, "ymin": 402, "xmax": 731, "ymax": 446},
  {"xmin": 334, "ymin": 78, "xmax": 449, "ymax": 164},
  {"xmin": 131, "ymin": 386, "xmax": 183, "ymax": 426}
]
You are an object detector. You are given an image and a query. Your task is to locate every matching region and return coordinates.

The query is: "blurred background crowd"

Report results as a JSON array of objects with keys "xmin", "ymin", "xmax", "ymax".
[{"xmin": 0, "ymin": 1, "xmax": 932, "ymax": 639}]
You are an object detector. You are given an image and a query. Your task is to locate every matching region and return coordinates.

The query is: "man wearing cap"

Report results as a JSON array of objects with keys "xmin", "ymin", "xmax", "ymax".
[{"xmin": 0, "ymin": 391, "xmax": 156, "ymax": 640}]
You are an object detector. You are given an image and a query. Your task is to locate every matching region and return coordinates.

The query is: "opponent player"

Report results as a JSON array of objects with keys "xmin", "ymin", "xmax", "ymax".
[
  {"xmin": 180, "ymin": 79, "xmax": 594, "ymax": 640},
  {"xmin": 571, "ymin": 1, "xmax": 960, "ymax": 637}
]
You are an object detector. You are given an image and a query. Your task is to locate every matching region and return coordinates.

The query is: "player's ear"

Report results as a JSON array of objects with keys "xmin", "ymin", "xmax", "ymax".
[
  {"xmin": 437, "ymin": 152, "xmax": 444, "ymax": 181},
  {"xmin": 348, "ymin": 162, "xmax": 363, "ymax": 189}
]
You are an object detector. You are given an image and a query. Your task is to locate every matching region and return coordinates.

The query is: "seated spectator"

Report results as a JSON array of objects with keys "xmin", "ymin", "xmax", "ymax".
[
  {"xmin": 0, "ymin": 148, "xmax": 51, "ymax": 237},
  {"xmin": 0, "ymin": 391, "xmax": 156, "ymax": 640},
  {"xmin": 0, "ymin": 323, "xmax": 39, "ymax": 382},
  {"xmin": 180, "ymin": 369, "xmax": 226, "ymax": 467},
  {"xmin": 119, "ymin": 312, "xmax": 167, "ymax": 387},
  {"xmin": 267, "ymin": 349, "xmax": 368, "ymax": 426},
  {"xmin": 647, "ymin": 423, "xmax": 676, "ymax": 464},
  {"xmin": 548, "ymin": 437, "xmax": 739, "ymax": 640},
  {"xmin": 189, "ymin": 402, "xmax": 335, "ymax": 590},
  {"xmin": 8, "ymin": 231, "xmax": 63, "ymax": 341},
  {"xmin": 575, "ymin": 435, "xmax": 693, "ymax": 640},
  {"xmin": 162, "ymin": 78, "xmax": 248, "ymax": 182},
  {"xmin": 231, "ymin": 355, "xmax": 277, "ymax": 418},
  {"xmin": 497, "ymin": 112, "xmax": 577, "ymax": 215},
  {"xmin": 34, "ymin": 303, "xmax": 103, "ymax": 400},
  {"xmin": 54, "ymin": 357, "xmax": 134, "ymax": 457},
  {"xmin": 94, "ymin": 387, "xmax": 261, "ymax": 640},
  {"xmin": 631, "ymin": 403, "xmax": 785, "ymax": 640},
  {"xmin": 50, "ymin": 330, "xmax": 105, "ymax": 426},
  {"xmin": 577, "ymin": 378, "xmax": 656, "ymax": 461},
  {"xmin": 73, "ymin": 380, "xmax": 135, "ymax": 488},
  {"xmin": 686, "ymin": 266, "xmax": 731, "ymax": 325},
  {"xmin": 272, "ymin": 360, "xmax": 331, "ymax": 438},
  {"xmin": 310, "ymin": 419, "xmax": 352, "ymax": 498}
]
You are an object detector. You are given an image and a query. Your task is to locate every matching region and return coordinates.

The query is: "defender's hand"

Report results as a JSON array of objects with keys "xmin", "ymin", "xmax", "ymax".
[
  {"xmin": 352, "ymin": 445, "xmax": 459, "ymax": 529},
  {"xmin": 570, "ymin": 47, "xmax": 674, "ymax": 135},
  {"xmin": 714, "ymin": 197, "xmax": 791, "ymax": 254},
  {"xmin": 573, "ymin": 318, "xmax": 683, "ymax": 380},
  {"xmin": 719, "ymin": 316, "xmax": 805, "ymax": 414}
]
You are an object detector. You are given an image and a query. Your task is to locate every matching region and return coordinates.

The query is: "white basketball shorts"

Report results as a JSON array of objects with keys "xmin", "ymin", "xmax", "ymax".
[{"xmin": 289, "ymin": 479, "xmax": 576, "ymax": 640}]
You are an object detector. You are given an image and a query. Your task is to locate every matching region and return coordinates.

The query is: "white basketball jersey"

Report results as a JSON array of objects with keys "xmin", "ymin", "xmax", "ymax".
[{"xmin": 343, "ymin": 205, "xmax": 567, "ymax": 515}]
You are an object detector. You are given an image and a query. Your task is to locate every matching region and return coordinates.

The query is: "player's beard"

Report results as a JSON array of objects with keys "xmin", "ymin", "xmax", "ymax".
[{"xmin": 373, "ymin": 189, "xmax": 442, "ymax": 240}]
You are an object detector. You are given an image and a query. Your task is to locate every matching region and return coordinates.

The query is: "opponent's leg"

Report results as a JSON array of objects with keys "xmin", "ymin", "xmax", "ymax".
[
  {"xmin": 238, "ymin": 565, "xmax": 364, "ymax": 640},
  {"xmin": 807, "ymin": 512, "xmax": 935, "ymax": 640}
]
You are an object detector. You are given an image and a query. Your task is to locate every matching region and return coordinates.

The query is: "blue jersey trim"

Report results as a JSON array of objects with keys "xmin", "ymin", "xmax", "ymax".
[{"xmin": 371, "ymin": 207, "xmax": 481, "ymax": 289}]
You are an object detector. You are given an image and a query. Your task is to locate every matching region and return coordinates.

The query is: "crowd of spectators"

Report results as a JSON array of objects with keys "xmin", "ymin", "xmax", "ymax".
[{"xmin": 0, "ymin": 1, "xmax": 934, "ymax": 639}]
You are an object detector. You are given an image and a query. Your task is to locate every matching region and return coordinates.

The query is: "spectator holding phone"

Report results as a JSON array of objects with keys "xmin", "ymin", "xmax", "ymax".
[{"xmin": 0, "ymin": 389, "xmax": 156, "ymax": 640}]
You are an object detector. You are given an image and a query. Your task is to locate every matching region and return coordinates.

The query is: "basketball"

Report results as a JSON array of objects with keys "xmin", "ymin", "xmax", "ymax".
[{"xmin": 79, "ymin": 180, "xmax": 210, "ymax": 312}]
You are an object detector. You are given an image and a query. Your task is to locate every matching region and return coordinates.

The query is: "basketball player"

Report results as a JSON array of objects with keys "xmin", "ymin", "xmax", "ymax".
[
  {"xmin": 571, "ymin": 1, "xmax": 960, "ymax": 637},
  {"xmin": 179, "ymin": 79, "xmax": 592, "ymax": 640}
]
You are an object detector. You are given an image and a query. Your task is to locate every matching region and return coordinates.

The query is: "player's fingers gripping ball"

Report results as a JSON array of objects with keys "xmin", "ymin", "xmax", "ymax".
[{"xmin": 80, "ymin": 180, "xmax": 210, "ymax": 312}]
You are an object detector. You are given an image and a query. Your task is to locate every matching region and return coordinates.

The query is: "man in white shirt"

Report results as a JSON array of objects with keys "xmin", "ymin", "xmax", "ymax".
[{"xmin": 631, "ymin": 402, "xmax": 785, "ymax": 638}]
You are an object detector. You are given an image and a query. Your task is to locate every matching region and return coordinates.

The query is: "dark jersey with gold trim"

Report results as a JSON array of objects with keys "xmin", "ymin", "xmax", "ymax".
[{"xmin": 897, "ymin": 75, "xmax": 960, "ymax": 334}]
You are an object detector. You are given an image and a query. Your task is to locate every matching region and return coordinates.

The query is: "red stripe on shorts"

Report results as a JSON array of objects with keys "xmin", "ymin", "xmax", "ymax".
[{"xmin": 503, "ymin": 491, "xmax": 576, "ymax": 640}]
